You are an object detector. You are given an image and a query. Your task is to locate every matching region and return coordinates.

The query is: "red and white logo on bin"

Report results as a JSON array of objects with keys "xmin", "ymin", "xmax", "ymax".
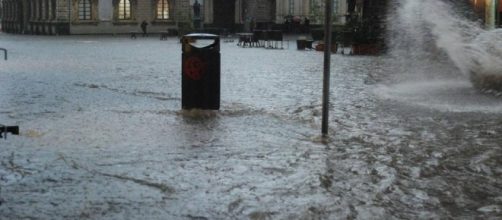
[{"xmin": 183, "ymin": 56, "xmax": 206, "ymax": 80}]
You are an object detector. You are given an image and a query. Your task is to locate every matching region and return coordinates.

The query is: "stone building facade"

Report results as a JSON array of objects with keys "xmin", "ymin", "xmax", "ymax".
[
  {"xmin": 201, "ymin": 0, "xmax": 350, "ymax": 31},
  {"xmin": 1, "ymin": 0, "xmax": 191, "ymax": 34},
  {"xmin": 2, "ymin": 0, "xmax": 367, "ymax": 34},
  {"xmin": 0, "ymin": 0, "xmax": 60, "ymax": 34}
]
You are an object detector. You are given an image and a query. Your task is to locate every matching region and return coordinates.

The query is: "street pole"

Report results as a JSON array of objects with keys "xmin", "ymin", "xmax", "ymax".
[{"xmin": 322, "ymin": 0, "xmax": 333, "ymax": 136}]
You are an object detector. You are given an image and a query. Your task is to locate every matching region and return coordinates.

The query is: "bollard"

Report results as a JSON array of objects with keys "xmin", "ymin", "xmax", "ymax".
[
  {"xmin": 0, "ymin": 48, "xmax": 7, "ymax": 60},
  {"xmin": 297, "ymin": 36, "xmax": 307, "ymax": 50},
  {"xmin": 181, "ymin": 33, "xmax": 220, "ymax": 110}
]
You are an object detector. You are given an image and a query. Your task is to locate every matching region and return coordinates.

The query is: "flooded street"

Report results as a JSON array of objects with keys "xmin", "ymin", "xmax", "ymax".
[{"xmin": 0, "ymin": 33, "xmax": 501, "ymax": 219}]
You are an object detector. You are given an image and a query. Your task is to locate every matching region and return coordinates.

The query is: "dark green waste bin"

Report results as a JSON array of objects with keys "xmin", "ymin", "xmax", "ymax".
[
  {"xmin": 297, "ymin": 39, "xmax": 307, "ymax": 50},
  {"xmin": 181, "ymin": 33, "xmax": 220, "ymax": 110}
]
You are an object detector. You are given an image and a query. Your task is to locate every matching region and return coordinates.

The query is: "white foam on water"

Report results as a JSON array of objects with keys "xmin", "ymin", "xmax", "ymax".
[
  {"xmin": 379, "ymin": 0, "xmax": 502, "ymax": 112},
  {"xmin": 375, "ymin": 80, "xmax": 502, "ymax": 113},
  {"xmin": 389, "ymin": 0, "xmax": 490, "ymax": 76}
]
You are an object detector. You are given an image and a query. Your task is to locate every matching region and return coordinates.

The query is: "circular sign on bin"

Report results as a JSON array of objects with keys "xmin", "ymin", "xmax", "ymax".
[{"xmin": 183, "ymin": 56, "xmax": 206, "ymax": 80}]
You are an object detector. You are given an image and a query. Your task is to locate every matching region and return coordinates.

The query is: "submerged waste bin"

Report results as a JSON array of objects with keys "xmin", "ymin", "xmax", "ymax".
[
  {"xmin": 181, "ymin": 33, "xmax": 220, "ymax": 110},
  {"xmin": 297, "ymin": 36, "xmax": 307, "ymax": 50}
]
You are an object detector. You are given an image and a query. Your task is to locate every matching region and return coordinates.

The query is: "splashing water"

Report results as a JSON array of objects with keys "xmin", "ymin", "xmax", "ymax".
[
  {"xmin": 389, "ymin": 0, "xmax": 502, "ymax": 78},
  {"xmin": 376, "ymin": 0, "xmax": 502, "ymax": 112}
]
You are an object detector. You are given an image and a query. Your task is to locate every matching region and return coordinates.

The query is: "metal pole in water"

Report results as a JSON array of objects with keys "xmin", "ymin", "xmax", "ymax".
[{"xmin": 322, "ymin": 0, "xmax": 333, "ymax": 136}]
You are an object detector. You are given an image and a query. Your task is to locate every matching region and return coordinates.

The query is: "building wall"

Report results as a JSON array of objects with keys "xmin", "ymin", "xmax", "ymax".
[
  {"xmin": 307, "ymin": 0, "xmax": 349, "ymax": 25},
  {"xmin": 201, "ymin": 0, "xmax": 347, "ymax": 27},
  {"xmin": 71, "ymin": 0, "xmax": 190, "ymax": 34},
  {"xmin": 2, "ymin": 0, "xmax": 388, "ymax": 34},
  {"xmin": 2, "ymin": 0, "xmax": 191, "ymax": 35}
]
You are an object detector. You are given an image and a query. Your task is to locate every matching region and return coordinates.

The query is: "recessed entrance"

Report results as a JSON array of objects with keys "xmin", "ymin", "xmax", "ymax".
[{"xmin": 213, "ymin": 0, "xmax": 236, "ymax": 32}]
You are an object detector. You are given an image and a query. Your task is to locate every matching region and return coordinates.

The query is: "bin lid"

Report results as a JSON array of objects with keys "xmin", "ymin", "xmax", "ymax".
[
  {"xmin": 182, "ymin": 33, "xmax": 220, "ymax": 52},
  {"xmin": 183, "ymin": 33, "xmax": 219, "ymax": 39}
]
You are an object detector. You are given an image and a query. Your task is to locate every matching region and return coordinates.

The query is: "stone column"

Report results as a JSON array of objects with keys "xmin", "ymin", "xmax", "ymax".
[
  {"xmin": 42, "ymin": 0, "xmax": 46, "ymax": 20},
  {"xmin": 235, "ymin": 0, "xmax": 240, "ymax": 24},
  {"xmin": 203, "ymin": 0, "xmax": 212, "ymax": 24},
  {"xmin": 48, "ymin": 0, "xmax": 52, "ymax": 19},
  {"xmin": 486, "ymin": 0, "xmax": 496, "ymax": 29},
  {"xmin": 275, "ymin": 0, "xmax": 282, "ymax": 23},
  {"xmin": 36, "ymin": 0, "xmax": 41, "ymax": 26},
  {"xmin": 32, "ymin": 0, "xmax": 36, "ymax": 20}
]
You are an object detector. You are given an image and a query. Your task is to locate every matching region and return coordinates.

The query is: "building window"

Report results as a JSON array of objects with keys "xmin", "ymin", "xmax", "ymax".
[
  {"xmin": 288, "ymin": 0, "xmax": 294, "ymax": 15},
  {"xmin": 156, "ymin": 0, "xmax": 170, "ymax": 20},
  {"xmin": 118, "ymin": 0, "xmax": 131, "ymax": 20},
  {"xmin": 333, "ymin": 0, "xmax": 338, "ymax": 15},
  {"xmin": 78, "ymin": 0, "xmax": 91, "ymax": 20}
]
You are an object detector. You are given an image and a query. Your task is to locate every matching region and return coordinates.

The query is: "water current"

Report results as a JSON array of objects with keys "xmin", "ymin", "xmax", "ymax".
[{"xmin": 0, "ymin": 2, "xmax": 501, "ymax": 218}]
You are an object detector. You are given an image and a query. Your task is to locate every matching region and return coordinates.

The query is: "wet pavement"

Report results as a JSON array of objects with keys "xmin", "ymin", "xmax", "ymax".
[{"xmin": 0, "ymin": 33, "xmax": 501, "ymax": 219}]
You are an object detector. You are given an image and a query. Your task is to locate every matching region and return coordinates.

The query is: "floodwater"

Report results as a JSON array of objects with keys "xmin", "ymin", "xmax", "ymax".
[{"xmin": 0, "ymin": 32, "xmax": 501, "ymax": 219}]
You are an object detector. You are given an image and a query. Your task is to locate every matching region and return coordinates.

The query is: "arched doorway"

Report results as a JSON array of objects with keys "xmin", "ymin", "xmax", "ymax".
[{"xmin": 213, "ymin": 0, "xmax": 235, "ymax": 32}]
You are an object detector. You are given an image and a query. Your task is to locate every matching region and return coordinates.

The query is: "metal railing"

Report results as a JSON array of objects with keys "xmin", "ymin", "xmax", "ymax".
[{"xmin": 0, "ymin": 125, "xmax": 19, "ymax": 139}]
